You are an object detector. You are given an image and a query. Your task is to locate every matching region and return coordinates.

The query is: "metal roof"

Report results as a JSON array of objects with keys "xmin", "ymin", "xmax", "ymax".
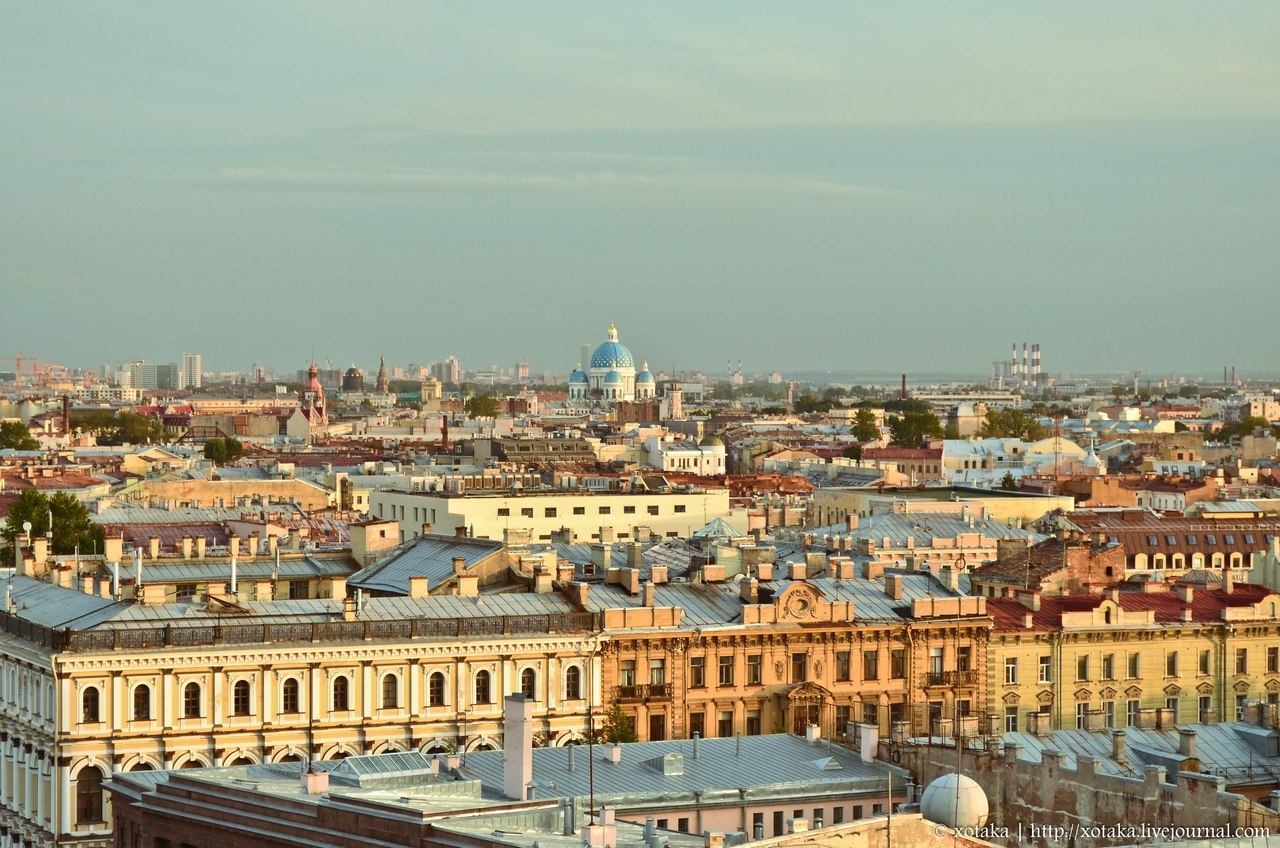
[{"xmin": 348, "ymin": 535, "xmax": 505, "ymax": 596}]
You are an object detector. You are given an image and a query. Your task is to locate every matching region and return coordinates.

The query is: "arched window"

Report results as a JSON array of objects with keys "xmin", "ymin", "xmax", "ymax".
[
  {"xmin": 129, "ymin": 762, "xmax": 154, "ymax": 772},
  {"xmin": 428, "ymin": 672, "xmax": 446, "ymax": 707},
  {"xmin": 76, "ymin": 766, "xmax": 104, "ymax": 825},
  {"xmin": 233, "ymin": 680, "xmax": 251, "ymax": 716},
  {"xmin": 81, "ymin": 686, "xmax": 100, "ymax": 724},
  {"xmin": 282, "ymin": 678, "xmax": 300, "ymax": 713},
  {"xmin": 381, "ymin": 674, "xmax": 399, "ymax": 709},
  {"xmin": 332, "ymin": 676, "xmax": 350, "ymax": 711},
  {"xmin": 474, "ymin": 670, "xmax": 491, "ymax": 705},
  {"xmin": 565, "ymin": 666, "xmax": 582, "ymax": 700},
  {"xmin": 133, "ymin": 684, "xmax": 151, "ymax": 720},
  {"xmin": 520, "ymin": 668, "xmax": 536, "ymax": 698},
  {"xmin": 183, "ymin": 682, "xmax": 201, "ymax": 719}
]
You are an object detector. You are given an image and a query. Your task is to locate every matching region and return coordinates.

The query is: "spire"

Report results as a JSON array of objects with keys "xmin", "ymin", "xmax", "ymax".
[{"xmin": 375, "ymin": 356, "xmax": 389, "ymax": 393}]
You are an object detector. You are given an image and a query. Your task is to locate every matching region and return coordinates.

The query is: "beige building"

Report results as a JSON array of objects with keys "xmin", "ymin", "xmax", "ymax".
[
  {"xmin": 986, "ymin": 576, "xmax": 1280, "ymax": 733},
  {"xmin": 370, "ymin": 486, "xmax": 737, "ymax": 544},
  {"xmin": 0, "ymin": 543, "xmax": 602, "ymax": 848}
]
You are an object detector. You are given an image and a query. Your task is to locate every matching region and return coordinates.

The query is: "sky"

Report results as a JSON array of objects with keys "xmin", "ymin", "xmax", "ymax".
[{"xmin": 2, "ymin": 3, "xmax": 1279, "ymax": 381}]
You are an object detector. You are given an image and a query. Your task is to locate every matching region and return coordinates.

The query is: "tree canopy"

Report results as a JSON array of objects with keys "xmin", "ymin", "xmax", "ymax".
[
  {"xmin": 1, "ymin": 489, "xmax": 103, "ymax": 560},
  {"xmin": 591, "ymin": 701, "xmax": 638, "ymax": 744},
  {"xmin": 979, "ymin": 409, "xmax": 1049, "ymax": 441},
  {"xmin": 71, "ymin": 410, "xmax": 168, "ymax": 445},
  {"xmin": 0, "ymin": 420, "xmax": 39, "ymax": 451},
  {"xmin": 887, "ymin": 412, "xmax": 944, "ymax": 447},
  {"xmin": 464, "ymin": 395, "xmax": 500, "ymax": 419},
  {"xmin": 851, "ymin": 408, "xmax": 879, "ymax": 442},
  {"xmin": 1212, "ymin": 416, "xmax": 1274, "ymax": 441},
  {"xmin": 203, "ymin": 437, "xmax": 245, "ymax": 463}
]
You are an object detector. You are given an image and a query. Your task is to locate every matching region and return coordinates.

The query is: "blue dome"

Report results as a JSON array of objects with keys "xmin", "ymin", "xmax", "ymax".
[
  {"xmin": 603, "ymin": 369, "xmax": 623, "ymax": 385},
  {"xmin": 569, "ymin": 368, "xmax": 588, "ymax": 384},
  {"xmin": 636, "ymin": 369, "xmax": 654, "ymax": 384},
  {"xmin": 590, "ymin": 341, "xmax": 634, "ymax": 370}
]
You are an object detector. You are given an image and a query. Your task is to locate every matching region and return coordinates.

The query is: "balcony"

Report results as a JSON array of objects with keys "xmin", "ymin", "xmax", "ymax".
[
  {"xmin": 614, "ymin": 683, "xmax": 674, "ymax": 703},
  {"xmin": 924, "ymin": 669, "xmax": 980, "ymax": 688}
]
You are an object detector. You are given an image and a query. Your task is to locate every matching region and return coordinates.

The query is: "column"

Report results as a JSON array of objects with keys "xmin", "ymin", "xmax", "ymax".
[{"xmin": 261, "ymin": 667, "xmax": 274, "ymax": 722}]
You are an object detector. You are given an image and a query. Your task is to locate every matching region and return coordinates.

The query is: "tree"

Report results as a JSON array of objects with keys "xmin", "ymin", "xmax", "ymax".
[
  {"xmin": 999, "ymin": 471, "xmax": 1019, "ymax": 491},
  {"xmin": 464, "ymin": 395, "xmax": 500, "ymax": 419},
  {"xmin": 887, "ymin": 412, "xmax": 943, "ymax": 447},
  {"xmin": 843, "ymin": 444, "xmax": 863, "ymax": 461},
  {"xmin": 71, "ymin": 410, "xmax": 167, "ymax": 445},
  {"xmin": 0, "ymin": 420, "xmax": 39, "ymax": 451},
  {"xmin": 851, "ymin": 408, "xmax": 879, "ymax": 442},
  {"xmin": 979, "ymin": 409, "xmax": 1048, "ymax": 441},
  {"xmin": 1, "ymin": 489, "xmax": 103, "ymax": 560},
  {"xmin": 204, "ymin": 437, "xmax": 244, "ymax": 463},
  {"xmin": 592, "ymin": 701, "xmax": 638, "ymax": 744}
]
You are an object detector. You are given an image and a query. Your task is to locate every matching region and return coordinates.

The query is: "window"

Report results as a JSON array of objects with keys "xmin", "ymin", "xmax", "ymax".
[
  {"xmin": 688, "ymin": 711, "xmax": 706, "ymax": 738},
  {"xmin": 718, "ymin": 710, "xmax": 733, "ymax": 737},
  {"xmin": 599, "ymin": 506, "xmax": 611, "ymax": 515},
  {"xmin": 863, "ymin": 650, "xmax": 879, "ymax": 680},
  {"xmin": 747, "ymin": 654, "xmax": 762, "ymax": 685},
  {"xmin": 1225, "ymin": 534, "xmax": 1235, "ymax": 544},
  {"xmin": 1269, "ymin": 647, "xmax": 1279, "ymax": 674},
  {"xmin": 1166, "ymin": 651, "xmax": 1178, "ymax": 677},
  {"xmin": 82, "ymin": 686, "xmax": 100, "ymax": 724},
  {"xmin": 774, "ymin": 811, "xmax": 785, "ymax": 836},
  {"xmin": 1127, "ymin": 699, "xmax": 1141, "ymax": 726},
  {"xmin": 544, "ymin": 508, "xmax": 557, "ymax": 518},
  {"xmin": 1077, "ymin": 656, "xmax": 1090, "ymax": 681},
  {"xmin": 282, "ymin": 678, "xmax": 300, "ymax": 713},
  {"xmin": 565, "ymin": 666, "xmax": 582, "ymax": 700},
  {"xmin": 891, "ymin": 649, "xmax": 906, "ymax": 679},
  {"xmin": 1103, "ymin": 700, "xmax": 1115, "ymax": 727},
  {"xmin": 928, "ymin": 647, "xmax": 944, "ymax": 675},
  {"xmin": 624, "ymin": 506, "xmax": 636, "ymax": 515},
  {"xmin": 1199, "ymin": 694, "xmax": 1212, "ymax": 719},
  {"xmin": 650, "ymin": 713, "xmax": 666, "ymax": 741},
  {"xmin": 957, "ymin": 646, "xmax": 971, "ymax": 672},
  {"xmin": 497, "ymin": 508, "xmax": 510, "ymax": 517},
  {"xmin": 474, "ymin": 670, "xmax": 492, "ymax": 704},
  {"xmin": 861, "ymin": 702, "xmax": 878, "ymax": 725},
  {"xmin": 1005, "ymin": 658, "xmax": 1018, "ymax": 685},
  {"xmin": 289, "ymin": 580, "xmax": 308, "ymax": 600},
  {"xmin": 382, "ymin": 674, "xmax": 399, "ymax": 709},
  {"xmin": 520, "ymin": 668, "xmax": 536, "ymax": 698},
  {"xmin": 1039, "ymin": 656, "xmax": 1052, "ymax": 684},
  {"xmin": 428, "ymin": 672, "xmax": 446, "ymax": 706},
  {"xmin": 835, "ymin": 705, "xmax": 851, "ymax": 735},
  {"xmin": 233, "ymin": 680, "xmax": 251, "ymax": 716},
  {"xmin": 690, "ymin": 657, "xmax": 706, "ymax": 688},
  {"xmin": 332, "ymin": 676, "xmax": 350, "ymax": 711},
  {"xmin": 791, "ymin": 652, "xmax": 807, "ymax": 682},
  {"xmin": 674, "ymin": 504, "xmax": 686, "ymax": 513},
  {"xmin": 619, "ymin": 660, "xmax": 636, "ymax": 687},
  {"xmin": 718, "ymin": 655, "xmax": 734, "ymax": 686},
  {"xmin": 1237, "ymin": 694, "xmax": 1248, "ymax": 720},
  {"xmin": 76, "ymin": 766, "xmax": 104, "ymax": 825},
  {"xmin": 133, "ymin": 684, "xmax": 151, "ymax": 720},
  {"xmin": 746, "ymin": 709, "xmax": 761, "ymax": 735},
  {"xmin": 1128, "ymin": 652, "xmax": 1140, "ymax": 679},
  {"xmin": 1166, "ymin": 696, "xmax": 1178, "ymax": 716},
  {"xmin": 832, "ymin": 807, "xmax": 845, "ymax": 825},
  {"xmin": 852, "ymin": 806, "xmax": 864, "ymax": 820},
  {"xmin": 573, "ymin": 506, "xmax": 585, "ymax": 515},
  {"xmin": 678, "ymin": 818, "xmax": 690, "ymax": 833},
  {"xmin": 1236, "ymin": 648, "xmax": 1248, "ymax": 675},
  {"xmin": 650, "ymin": 659, "xmax": 666, "ymax": 686},
  {"xmin": 836, "ymin": 651, "xmax": 851, "ymax": 681},
  {"xmin": 1102, "ymin": 654, "xmax": 1115, "ymax": 681},
  {"xmin": 521, "ymin": 507, "xmax": 534, "ymax": 518},
  {"xmin": 1004, "ymin": 707, "xmax": 1018, "ymax": 732},
  {"xmin": 1205, "ymin": 534, "xmax": 1216, "ymax": 545},
  {"xmin": 1200, "ymin": 649, "xmax": 1211, "ymax": 676},
  {"xmin": 1076, "ymin": 702, "xmax": 1088, "ymax": 729}
]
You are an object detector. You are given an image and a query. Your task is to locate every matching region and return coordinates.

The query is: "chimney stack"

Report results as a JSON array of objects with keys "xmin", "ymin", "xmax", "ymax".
[{"xmin": 503, "ymin": 694, "xmax": 535, "ymax": 800}]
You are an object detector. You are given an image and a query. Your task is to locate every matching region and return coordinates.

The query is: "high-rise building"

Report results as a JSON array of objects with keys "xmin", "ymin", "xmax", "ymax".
[{"xmin": 182, "ymin": 352, "xmax": 202, "ymax": 390}]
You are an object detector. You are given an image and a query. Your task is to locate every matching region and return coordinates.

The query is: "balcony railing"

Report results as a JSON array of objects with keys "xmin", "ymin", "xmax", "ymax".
[
  {"xmin": 614, "ymin": 683, "xmax": 674, "ymax": 703},
  {"xmin": 924, "ymin": 669, "xmax": 980, "ymax": 687}
]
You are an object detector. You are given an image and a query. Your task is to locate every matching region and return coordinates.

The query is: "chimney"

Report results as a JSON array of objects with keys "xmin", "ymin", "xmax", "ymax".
[
  {"xmin": 302, "ymin": 769, "xmax": 329, "ymax": 795},
  {"xmin": 1178, "ymin": 728, "xmax": 1197, "ymax": 759},
  {"xmin": 453, "ymin": 556, "xmax": 467, "ymax": 576},
  {"xmin": 805, "ymin": 723, "xmax": 820, "ymax": 743},
  {"xmin": 245, "ymin": 532, "xmax": 259, "ymax": 559},
  {"xmin": 574, "ymin": 582, "xmax": 590, "ymax": 608},
  {"xmin": 342, "ymin": 596, "xmax": 357, "ymax": 621},
  {"xmin": 642, "ymin": 582, "xmax": 655, "ymax": 607},
  {"xmin": 268, "ymin": 534, "xmax": 278, "ymax": 555},
  {"xmin": 1223, "ymin": 569, "xmax": 1234, "ymax": 594},
  {"xmin": 1111, "ymin": 729, "xmax": 1127, "ymax": 766},
  {"xmin": 591, "ymin": 544, "xmax": 612, "ymax": 571},
  {"xmin": 845, "ymin": 514, "xmax": 859, "ymax": 531},
  {"xmin": 1176, "ymin": 584, "xmax": 1194, "ymax": 604},
  {"xmin": 625, "ymin": 568, "xmax": 641, "ymax": 595},
  {"xmin": 627, "ymin": 541, "xmax": 644, "ymax": 568},
  {"xmin": 230, "ymin": 535, "xmax": 241, "ymax": 560},
  {"xmin": 196, "ymin": 536, "xmax": 207, "ymax": 559},
  {"xmin": 692, "ymin": 732, "xmax": 701, "ymax": 760},
  {"xmin": 503, "ymin": 694, "xmax": 535, "ymax": 800},
  {"xmin": 104, "ymin": 535, "xmax": 123, "ymax": 565},
  {"xmin": 1016, "ymin": 589, "xmax": 1041, "ymax": 611},
  {"xmin": 740, "ymin": 577, "xmax": 759, "ymax": 604},
  {"xmin": 605, "ymin": 743, "xmax": 621, "ymax": 764},
  {"xmin": 789, "ymin": 561, "xmax": 806, "ymax": 580},
  {"xmin": 756, "ymin": 562, "xmax": 773, "ymax": 581},
  {"xmin": 1022, "ymin": 612, "xmax": 1034, "ymax": 629},
  {"xmin": 884, "ymin": 574, "xmax": 903, "ymax": 600},
  {"xmin": 148, "ymin": 536, "xmax": 160, "ymax": 560},
  {"xmin": 650, "ymin": 565, "xmax": 668, "ymax": 585},
  {"xmin": 939, "ymin": 566, "xmax": 959, "ymax": 593}
]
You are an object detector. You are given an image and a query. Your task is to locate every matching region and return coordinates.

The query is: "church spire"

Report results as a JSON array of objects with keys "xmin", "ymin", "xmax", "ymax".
[{"xmin": 375, "ymin": 356, "xmax": 389, "ymax": 393}]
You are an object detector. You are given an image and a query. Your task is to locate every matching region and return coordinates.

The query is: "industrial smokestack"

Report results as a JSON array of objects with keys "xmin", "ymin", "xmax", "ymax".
[
  {"xmin": 1012, "ymin": 343, "xmax": 1019, "ymax": 380},
  {"xmin": 900, "ymin": 374, "xmax": 907, "ymax": 400},
  {"xmin": 1022, "ymin": 343, "xmax": 1029, "ymax": 386},
  {"xmin": 1032, "ymin": 344, "xmax": 1041, "ymax": 385}
]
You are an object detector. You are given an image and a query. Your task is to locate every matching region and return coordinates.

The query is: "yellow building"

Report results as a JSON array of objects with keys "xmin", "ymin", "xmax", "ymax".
[{"xmin": 987, "ymin": 574, "xmax": 1280, "ymax": 733}]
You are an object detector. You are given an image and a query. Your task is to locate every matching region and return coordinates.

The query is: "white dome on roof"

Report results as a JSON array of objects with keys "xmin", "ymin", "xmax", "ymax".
[{"xmin": 920, "ymin": 773, "xmax": 989, "ymax": 830}]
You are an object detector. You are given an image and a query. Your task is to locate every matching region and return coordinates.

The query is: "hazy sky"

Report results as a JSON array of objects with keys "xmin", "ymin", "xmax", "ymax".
[{"xmin": 3, "ymin": 3, "xmax": 1278, "ymax": 381}]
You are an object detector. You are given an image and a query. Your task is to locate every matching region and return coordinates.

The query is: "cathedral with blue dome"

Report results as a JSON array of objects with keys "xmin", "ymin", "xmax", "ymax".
[{"xmin": 569, "ymin": 323, "xmax": 657, "ymax": 404}]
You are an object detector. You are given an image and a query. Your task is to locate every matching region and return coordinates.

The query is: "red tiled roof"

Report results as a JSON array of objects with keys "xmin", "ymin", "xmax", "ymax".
[{"xmin": 862, "ymin": 447, "xmax": 942, "ymax": 460}]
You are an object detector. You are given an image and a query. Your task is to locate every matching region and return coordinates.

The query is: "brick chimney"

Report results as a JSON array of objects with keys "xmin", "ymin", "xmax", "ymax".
[{"xmin": 503, "ymin": 694, "xmax": 535, "ymax": 800}]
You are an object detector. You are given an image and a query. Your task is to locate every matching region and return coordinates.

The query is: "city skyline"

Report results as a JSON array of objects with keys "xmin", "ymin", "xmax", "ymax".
[{"xmin": 3, "ymin": 4, "xmax": 1279, "ymax": 376}]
